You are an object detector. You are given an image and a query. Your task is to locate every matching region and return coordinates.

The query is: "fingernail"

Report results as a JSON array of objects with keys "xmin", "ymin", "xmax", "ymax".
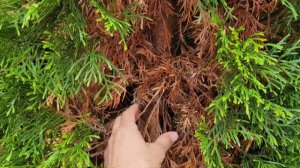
[{"xmin": 168, "ymin": 132, "xmax": 179, "ymax": 142}]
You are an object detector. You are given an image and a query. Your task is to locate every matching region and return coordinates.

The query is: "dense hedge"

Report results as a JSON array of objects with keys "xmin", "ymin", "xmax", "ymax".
[{"xmin": 1, "ymin": 0, "xmax": 300, "ymax": 167}]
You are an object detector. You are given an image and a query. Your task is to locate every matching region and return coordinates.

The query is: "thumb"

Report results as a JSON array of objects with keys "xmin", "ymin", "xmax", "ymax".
[{"xmin": 153, "ymin": 131, "xmax": 179, "ymax": 154}]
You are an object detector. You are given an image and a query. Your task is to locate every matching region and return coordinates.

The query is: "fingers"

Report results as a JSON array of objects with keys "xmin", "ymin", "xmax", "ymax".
[
  {"xmin": 120, "ymin": 103, "xmax": 140, "ymax": 126},
  {"xmin": 153, "ymin": 131, "xmax": 179, "ymax": 154},
  {"xmin": 112, "ymin": 116, "xmax": 121, "ymax": 133},
  {"xmin": 111, "ymin": 104, "xmax": 140, "ymax": 133}
]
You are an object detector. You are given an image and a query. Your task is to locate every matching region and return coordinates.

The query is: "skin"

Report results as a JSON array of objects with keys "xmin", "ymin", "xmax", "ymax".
[{"xmin": 104, "ymin": 104, "xmax": 179, "ymax": 168}]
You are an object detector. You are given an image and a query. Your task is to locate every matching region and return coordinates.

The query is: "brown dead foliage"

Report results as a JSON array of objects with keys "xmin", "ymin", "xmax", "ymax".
[
  {"xmin": 46, "ymin": 0, "xmax": 283, "ymax": 167},
  {"xmin": 228, "ymin": 0, "xmax": 278, "ymax": 39}
]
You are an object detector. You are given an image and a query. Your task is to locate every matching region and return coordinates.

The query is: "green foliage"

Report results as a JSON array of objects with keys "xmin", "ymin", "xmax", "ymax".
[
  {"xmin": 271, "ymin": 1, "xmax": 300, "ymax": 39},
  {"xmin": 0, "ymin": 77, "xmax": 64, "ymax": 166},
  {"xmin": 0, "ymin": 0, "xmax": 128, "ymax": 167},
  {"xmin": 0, "ymin": 57, "xmax": 99, "ymax": 167},
  {"xmin": 88, "ymin": 0, "xmax": 133, "ymax": 50},
  {"xmin": 281, "ymin": 0, "xmax": 299, "ymax": 19},
  {"xmin": 1, "ymin": 0, "xmax": 299, "ymax": 167},
  {"xmin": 198, "ymin": 0, "xmax": 229, "ymax": 12},
  {"xmin": 39, "ymin": 123, "xmax": 99, "ymax": 168},
  {"xmin": 198, "ymin": 0, "xmax": 231, "ymax": 25},
  {"xmin": 195, "ymin": 27, "xmax": 300, "ymax": 168},
  {"xmin": 198, "ymin": 0, "xmax": 298, "ymax": 28}
]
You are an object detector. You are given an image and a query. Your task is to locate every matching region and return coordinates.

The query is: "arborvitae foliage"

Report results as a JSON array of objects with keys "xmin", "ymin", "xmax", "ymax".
[
  {"xmin": 0, "ymin": 0, "xmax": 300, "ymax": 167},
  {"xmin": 196, "ymin": 28, "xmax": 300, "ymax": 168}
]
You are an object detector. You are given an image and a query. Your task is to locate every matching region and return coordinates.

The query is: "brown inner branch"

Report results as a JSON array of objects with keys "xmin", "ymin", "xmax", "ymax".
[{"xmin": 47, "ymin": 0, "xmax": 282, "ymax": 167}]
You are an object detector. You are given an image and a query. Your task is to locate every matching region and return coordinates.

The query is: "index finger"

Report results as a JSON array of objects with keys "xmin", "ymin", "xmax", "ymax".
[{"xmin": 120, "ymin": 103, "xmax": 140, "ymax": 126}]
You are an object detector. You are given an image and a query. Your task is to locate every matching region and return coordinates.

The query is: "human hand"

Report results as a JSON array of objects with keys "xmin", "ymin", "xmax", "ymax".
[{"xmin": 104, "ymin": 104, "xmax": 179, "ymax": 168}]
